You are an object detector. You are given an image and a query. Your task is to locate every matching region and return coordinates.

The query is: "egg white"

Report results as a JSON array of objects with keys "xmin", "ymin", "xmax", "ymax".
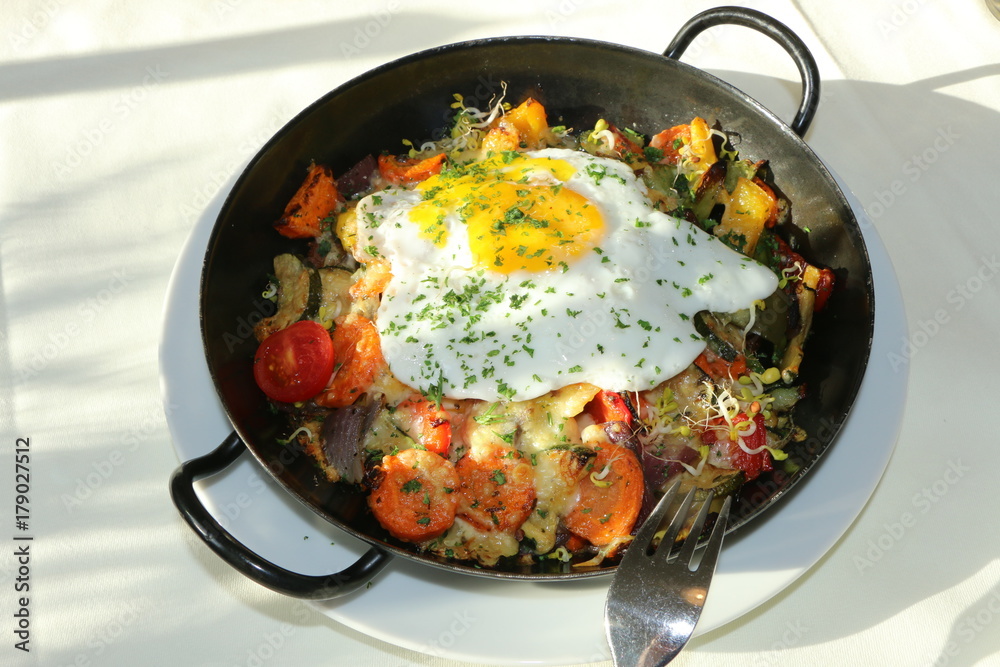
[{"xmin": 354, "ymin": 148, "xmax": 778, "ymax": 401}]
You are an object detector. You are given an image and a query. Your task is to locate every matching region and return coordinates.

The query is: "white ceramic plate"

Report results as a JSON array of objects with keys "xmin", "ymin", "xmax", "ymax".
[{"xmin": 160, "ymin": 180, "xmax": 906, "ymax": 665}]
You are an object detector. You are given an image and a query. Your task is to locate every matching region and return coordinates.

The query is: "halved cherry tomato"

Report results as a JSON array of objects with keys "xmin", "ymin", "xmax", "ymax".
[{"xmin": 252, "ymin": 320, "xmax": 334, "ymax": 403}]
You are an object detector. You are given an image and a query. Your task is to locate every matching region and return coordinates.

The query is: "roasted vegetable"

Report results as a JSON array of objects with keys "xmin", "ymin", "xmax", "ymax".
[
  {"xmin": 377, "ymin": 153, "xmax": 446, "ymax": 185},
  {"xmin": 714, "ymin": 176, "xmax": 778, "ymax": 254},
  {"xmin": 481, "ymin": 97, "xmax": 550, "ymax": 152},
  {"xmin": 319, "ymin": 399, "xmax": 381, "ymax": 484},
  {"xmin": 314, "ymin": 313, "xmax": 384, "ymax": 408},
  {"xmin": 275, "ymin": 163, "xmax": 343, "ymax": 239},
  {"xmin": 254, "ymin": 254, "xmax": 321, "ymax": 340},
  {"xmin": 563, "ymin": 440, "xmax": 644, "ymax": 548},
  {"xmin": 367, "ymin": 448, "xmax": 460, "ymax": 542},
  {"xmin": 253, "ymin": 98, "xmax": 833, "ymax": 571}
]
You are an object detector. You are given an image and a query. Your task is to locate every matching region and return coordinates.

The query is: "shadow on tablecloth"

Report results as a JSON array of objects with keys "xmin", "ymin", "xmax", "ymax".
[{"xmin": 692, "ymin": 66, "xmax": 1000, "ymax": 663}]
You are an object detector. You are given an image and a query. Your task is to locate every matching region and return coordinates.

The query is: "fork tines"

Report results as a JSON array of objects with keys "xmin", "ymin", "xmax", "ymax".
[{"xmin": 605, "ymin": 480, "xmax": 732, "ymax": 666}]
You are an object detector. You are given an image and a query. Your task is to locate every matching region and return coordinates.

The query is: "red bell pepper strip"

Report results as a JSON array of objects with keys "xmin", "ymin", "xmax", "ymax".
[
  {"xmin": 701, "ymin": 412, "xmax": 772, "ymax": 481},
  {"xmin": 585, "ymin": 390, "xmax": 633, "ymax": 425}
]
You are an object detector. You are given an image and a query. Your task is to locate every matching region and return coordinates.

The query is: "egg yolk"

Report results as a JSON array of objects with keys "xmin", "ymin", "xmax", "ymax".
[{"xmin": 409, "ymin": 154, "xmax": 605, "ymax": 274}]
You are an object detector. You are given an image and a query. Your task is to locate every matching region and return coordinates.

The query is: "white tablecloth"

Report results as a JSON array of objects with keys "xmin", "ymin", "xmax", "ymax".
[{"xmin": 3, "ymin": 1, "xmax": 999, "ymax": 665}]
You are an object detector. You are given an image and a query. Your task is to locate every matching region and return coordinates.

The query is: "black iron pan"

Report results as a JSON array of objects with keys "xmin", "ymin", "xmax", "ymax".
[{"xmin": 170, "ymin": 6, "xmax": 873, "ymax": 599}]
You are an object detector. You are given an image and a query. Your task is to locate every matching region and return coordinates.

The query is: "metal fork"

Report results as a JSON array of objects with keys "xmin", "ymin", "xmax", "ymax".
[{"xmin": 605, "ymin": 481, "xmax": 732, "ymax": 666}]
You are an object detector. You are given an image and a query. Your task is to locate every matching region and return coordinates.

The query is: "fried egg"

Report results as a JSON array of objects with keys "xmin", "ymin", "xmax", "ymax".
[{"xmin": 354, "ymin": 148, "xmax": 778, "ymax": 401}]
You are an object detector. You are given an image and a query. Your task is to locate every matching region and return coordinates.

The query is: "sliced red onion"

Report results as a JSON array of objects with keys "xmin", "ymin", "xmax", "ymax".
[
  {"xmin": 320, "ymin": 399, "xmax": 380, "ymax": 484},
  {"xmin": 335, "ymin": 154, "xmax": 378, "ymax": 200}
]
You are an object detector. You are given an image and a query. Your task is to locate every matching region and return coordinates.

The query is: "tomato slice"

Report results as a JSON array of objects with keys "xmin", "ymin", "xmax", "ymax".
[
  {"xmin": 585, "ymin": 390, "xmax": 632, "ymax": 425},
  {"xmin": 701, "ymin": 412, "xmax": 773, "ymax": 481},
  {"xmin": 377, "ymin": 153, "xmax": 446, "ymax": 185},
  {"xmin": 253, "ymin": 320, "xmax": 335, "ymax": 403},
  {"xmin": 649, "ymin": 124, "xmax": 690, "ymax": 165}
]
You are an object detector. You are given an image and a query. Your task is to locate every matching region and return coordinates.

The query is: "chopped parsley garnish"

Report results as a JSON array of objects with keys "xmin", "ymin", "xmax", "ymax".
[{"xmin": 474, "ymin": 403, "xmax": 504, "ymax": 425}]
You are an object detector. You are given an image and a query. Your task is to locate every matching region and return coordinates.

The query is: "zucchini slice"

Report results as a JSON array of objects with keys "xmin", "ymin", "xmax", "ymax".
[{"xmin": 254, "ymin": 254, "xmax": 321, "ymax": 339}]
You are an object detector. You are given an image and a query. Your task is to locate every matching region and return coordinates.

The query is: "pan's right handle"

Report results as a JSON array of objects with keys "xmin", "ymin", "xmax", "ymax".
[
  {"xmin": 664, "ymin": 6, "xmax": 820, "ymax": 137},
  {"xmin": 170, "ymin": 431, "xmax": 392, "ymax": 599}
]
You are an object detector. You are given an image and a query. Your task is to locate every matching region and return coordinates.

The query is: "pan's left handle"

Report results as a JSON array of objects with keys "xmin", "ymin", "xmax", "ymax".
[
  {"xmin": 664, "ymin": 6, "xmax": 820, "ymax": 137},
  {"xmin": 170, "ymin": 431, "xmax": 392, "ymax": 599}
]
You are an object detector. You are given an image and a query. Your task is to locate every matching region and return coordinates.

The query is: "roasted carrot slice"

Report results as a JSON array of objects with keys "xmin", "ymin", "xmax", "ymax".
[
  {"xmin": 367, "ymin": 448, "xmax": 460, "ymax": 542},
  {"xmin": 274, "ymin": 163, "xmax": 343, "ymax": 239},
  {"xmin": 377, "ymin": 153, "xmax": 446, "ymax": 185},
  {"xmin": 563, "ymin": 443, "xmax": 643, "ymax": 547},
  {"xmin": 314, "ymin": 313, "xmax": 384, "ymax": 408},
  {"xmin": 395, "ymin": 395, "xmax": 452, "ymax": 456},
  {"xmin": 456, "ymin": 443, "xmax": 536, "ymax": 533}
]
